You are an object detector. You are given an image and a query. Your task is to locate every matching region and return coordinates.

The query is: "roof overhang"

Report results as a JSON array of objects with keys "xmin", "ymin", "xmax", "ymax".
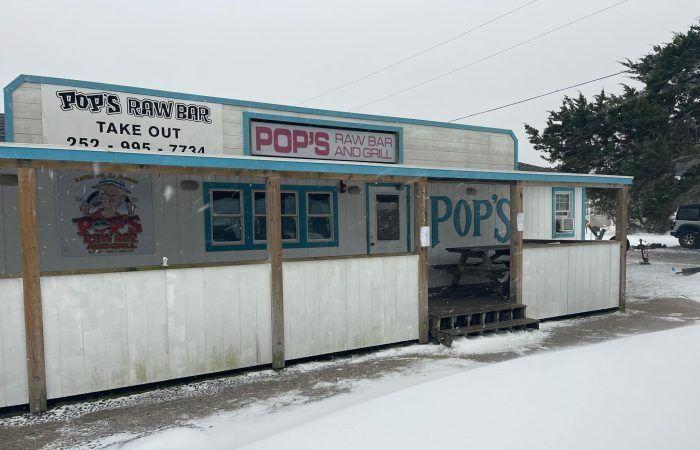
[{"xmin": 0, "ymin": 143, "xmax": 633, "ymax": 186}]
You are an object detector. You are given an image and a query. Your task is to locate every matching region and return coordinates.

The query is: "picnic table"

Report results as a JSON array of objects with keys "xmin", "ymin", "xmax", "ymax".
[{"xmin": 440, "ymin": 245, "xmax": 510, "ymax": 292}]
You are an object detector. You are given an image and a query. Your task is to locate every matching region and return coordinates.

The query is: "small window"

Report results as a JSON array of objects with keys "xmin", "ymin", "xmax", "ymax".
[
  {"xmin": 253, "ymin": 191, "xmax": 299, "ymax": 242},
  {"xmin": 554, "ymin": 191, "xmax": 574, "ymax": 233},
  {"xmin": 376, "ymin": 194, "xmax": 400, "ymax": 241},
  {"xmin": 210, "ymin": 190, "xmax": 243, "ymax": 243},
  {"xmin": 307, "ymin": 192, "xmax": 333, "ymax": 241},
  {"xmin": 676, "ymin": 206, "xmax": 700, "ymax": 221}
]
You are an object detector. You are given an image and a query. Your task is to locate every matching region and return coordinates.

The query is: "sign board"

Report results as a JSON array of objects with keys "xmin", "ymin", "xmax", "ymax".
[
  {"xmin": 57, "ymin": 171, "xmax": 155, "ymax": 256},
  {"xmin": 250, "ymin": 120, "xmax": 398, "ymax": 163},
  {"xmin": 41, "ymin": 84, "xmax": 224, "ymax": 155}
]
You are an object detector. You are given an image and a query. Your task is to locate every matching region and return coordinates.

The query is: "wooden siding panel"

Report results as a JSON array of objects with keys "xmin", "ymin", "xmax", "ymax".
[
  {"xmin": 523, "ymin": 243, "xmax": 620, "ymax": 319},
  {"xmin": 283, "ymin": 255, "xmax": 419, "ymax": 360},
  {"xmin": 0, "ymin": 279, "xmax": 28, "ymax": 407},
  {"xmin": 38, "ymin": 264, "xmax": 270, "ymax": 400}
]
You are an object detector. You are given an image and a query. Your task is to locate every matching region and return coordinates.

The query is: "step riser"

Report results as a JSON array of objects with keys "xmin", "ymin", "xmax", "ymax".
[
  {"xmin": 428, "ymin": 304, "xmax": 539, "ymax": 347},
  {"xmin": 434, "ymin": 322, "xmax": 539, "ymax": 347},
  {"xmin": 431, "ymin": 306, "xmax": 528, "ymax": 332}
]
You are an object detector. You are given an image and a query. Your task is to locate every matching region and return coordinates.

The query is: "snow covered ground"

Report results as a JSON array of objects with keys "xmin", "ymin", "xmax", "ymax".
[
  {"xmin": 124, "ymin": 325, "xmax": 700, "ymax": 450},
  {"xmin": 627, "ymin": 259, "xmax": 700, "ymax": 301},
  {"xmin": 628, "ymin": 231, "xmax": 679, "ymax": 247}
]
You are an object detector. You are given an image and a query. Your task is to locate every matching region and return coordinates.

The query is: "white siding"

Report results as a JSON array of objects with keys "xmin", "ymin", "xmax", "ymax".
[
  {"xmin": 524, "ymin": 186, "xmax": 583, "ymax": 240},
  {"xmin": 40, "ymin": 264, "xmax": 271, "ymax": 399},
  {"xmin": 10, "ymin": 81, "xmax": 516, "ymax": 171},
  {"xmin": 0, "ymin": 278, "xmax": 28, "ymax": 407},
  {"xmin": 283, "ymin": 255, "xmax": 419, "ymax": 360},
  {"xmin": 231, "ymin": 106, "xmax": 516, "ymax": 171},
  {"xmin": 522, "ymin": 242, "xmax": 620, "ymax": 319},
  {"xmin": 11, "ymin": 82, "xmax": 43, "ymax": 144}
]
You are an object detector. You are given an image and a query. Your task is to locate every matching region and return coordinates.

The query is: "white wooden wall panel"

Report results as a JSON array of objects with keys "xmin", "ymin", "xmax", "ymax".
[
  {"xmin": 0, "ymin": 278, "xmax": 28, "ymax": 407},
  {"xmin": 522, "ymin": 243, "xmax": 620, "ymax": 319},
  {"xmin": 11, "ymin": 82, "xmax": 43, "ymax": 144},
  {"xmin": 283, "ymin": 255, "xmax": 419, "ymax": 360},
  {"xmin": 224, "ymin": 105, "xmax": 516, "ymax": 171},
  {"xmin": 40, "ymin": 264, "xmax": 271, "ymax": 399},
  {"xmin": 524, "ymin": 186, "xmax": 583, "ymax": 240}
]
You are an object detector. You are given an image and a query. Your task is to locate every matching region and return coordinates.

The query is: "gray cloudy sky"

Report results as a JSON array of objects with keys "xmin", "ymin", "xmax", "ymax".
[{"xmin": 1, "ymin": 0, "xmax": 698, "ymax": 165}]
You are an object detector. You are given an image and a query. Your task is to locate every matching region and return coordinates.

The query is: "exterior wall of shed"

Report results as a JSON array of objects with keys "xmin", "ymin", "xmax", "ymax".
[
  {"xmin": 0, "ymin": 170, "xmax": 378, "ymax": 276},
  {"xmin": 524, "ymin": 185, "xmax": 585, "ymax": 240},
  {"xmin": 522, "ymin": 242, "xmax": 620, "ymax": 319},
  {"xmin": 9, "ymin": 81, "xmax": 516, "ymax": 171}
]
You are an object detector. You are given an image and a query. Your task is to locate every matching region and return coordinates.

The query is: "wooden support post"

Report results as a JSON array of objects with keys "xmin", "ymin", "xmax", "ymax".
[
  {"xmin": 615, "ymin": 186, "xmax": 628, "ymax": 311},
  {"xmin": 266, "ymin": 174, "xmax": 285, "ymax": 369},
  {"xmin": 413, "ymin": 179, "xmax": 429, "ymax": 344},
  {"xmin": 509, "ymin": 182, "xmax": 524, "ymax": 304},
  {"xmin": 17, "ymin": 167, "xmax": 48, "ymax": 413}
]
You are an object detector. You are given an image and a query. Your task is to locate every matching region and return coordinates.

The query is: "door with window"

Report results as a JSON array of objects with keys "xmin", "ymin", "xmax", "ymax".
[{"xmin": 368, "ymin": 184, "xmax": 409, "ymax": 254}]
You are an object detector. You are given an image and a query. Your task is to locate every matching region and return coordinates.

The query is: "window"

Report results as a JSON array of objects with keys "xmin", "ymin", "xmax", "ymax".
[
  {"xmin": 253, "ymin": 191, "xmax": 299, "ymax": 242},
  {"xmin": 376, "ymin": 194, "xmax": 400, "ymax": 241},
  {"xmin": 204, "ymin": 182, "xmax": 337, "ymax": 251},
  {"xmin": 676, "ymin": 206, "xmax": 699, "ymax": 221},
  {"xmin": 553, "ymin": 188, "xmax": 575, "ymax": 237},
  {"xmin": 307, "ymin": 192, "xmax": 333, "ymax": 241},
  {"xmin": 210, "ymin": 190, "xmax": 243, "ymax": 244}
]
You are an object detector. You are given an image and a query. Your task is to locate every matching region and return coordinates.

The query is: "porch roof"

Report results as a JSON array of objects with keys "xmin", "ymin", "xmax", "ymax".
[{"xmin": 0, "ymin": 143, "xmax": 633, "ymax": 186}]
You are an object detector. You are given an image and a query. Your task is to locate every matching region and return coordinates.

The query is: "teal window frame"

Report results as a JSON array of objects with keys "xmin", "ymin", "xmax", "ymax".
[
  {"xmin": 204, "ymin": 182, "xmax": 339, "ymax": 252},
  {"xmin": 551, "ymin": 187, "xmax": 576, "ymax": 238}
]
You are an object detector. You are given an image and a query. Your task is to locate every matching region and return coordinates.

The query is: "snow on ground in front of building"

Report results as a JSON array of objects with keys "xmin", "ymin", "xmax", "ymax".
[
  {"xmin": 628, "ymin": 232, "xmax": 679, "ymax": 247},
  {"xmin": 627, "ymin": 258, "xmax": 700, "ymax": 301},
  {"xmin": 123, "ymin": 324, "xmax": 700, "ymax": 450}
]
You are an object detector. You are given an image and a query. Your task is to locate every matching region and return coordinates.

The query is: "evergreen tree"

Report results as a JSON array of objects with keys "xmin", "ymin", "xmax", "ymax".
[{"xmin": 525, "ymin": 24, "xmax": 699, "ymax": 231}]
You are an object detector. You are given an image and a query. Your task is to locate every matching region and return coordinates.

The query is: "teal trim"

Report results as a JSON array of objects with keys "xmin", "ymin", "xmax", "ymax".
[
  {"xmin": 242, "ymin": 111, "xmax": 404, "ymax": 163},
  {"xmin": 552, "ymin": 187, "xmax": 576, "ymax": 239},
  {"xmin": 203, "ymin": 181, "xmax": 338, "ymax": 252},
  {"xmin": 0, "ymin": 144, "xmax": 634, "ymax": 185},
  {"xmin": 581, "ymin": 187, "xmax": 587, "ymax": 240},
  {"xmin": 365, "ymin": 182, "xmax": 411, "ymax": 254},
  {"xmin": 203, "ymin": 182, "xmax": 256, "ymax": 252},
  {"xmin": 4, "ymin": 74, "xmax": 516, "ymax": 166}
]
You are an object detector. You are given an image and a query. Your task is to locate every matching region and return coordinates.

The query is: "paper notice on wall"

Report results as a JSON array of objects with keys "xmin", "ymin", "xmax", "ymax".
[
  {"xmin": 420, "ymin": 226, "xmax": 431, "ymax": 247},
  {"xmin": 517, "ymin": 212, "xmax": 525, "ymax": 232}
]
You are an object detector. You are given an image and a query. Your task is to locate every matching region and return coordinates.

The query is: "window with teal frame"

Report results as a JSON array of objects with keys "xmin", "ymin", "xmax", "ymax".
[
  {"xmin": 203, "ymin": 182, "xmax": 339, "ymax": 251},
  {"xmin": 552, "ymin": 187, "xmax": 575, "ymax": 238}
]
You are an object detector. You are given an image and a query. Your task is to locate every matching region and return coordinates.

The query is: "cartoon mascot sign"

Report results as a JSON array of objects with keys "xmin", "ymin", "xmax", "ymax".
[{"xmin": 59, "ymin": 172, "xmax": 155, "ymax": 256}]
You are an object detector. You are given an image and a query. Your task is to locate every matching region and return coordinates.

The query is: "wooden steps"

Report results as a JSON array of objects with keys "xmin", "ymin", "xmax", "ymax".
[{"xmin": 429, "ymin": 298, "xmax": 539, "ymax": 347}]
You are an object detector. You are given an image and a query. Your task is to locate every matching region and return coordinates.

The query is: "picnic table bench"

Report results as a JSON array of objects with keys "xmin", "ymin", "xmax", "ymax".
[{"xmin": 432, "ymin": 245, "xmax": 510, "ymax": 296}]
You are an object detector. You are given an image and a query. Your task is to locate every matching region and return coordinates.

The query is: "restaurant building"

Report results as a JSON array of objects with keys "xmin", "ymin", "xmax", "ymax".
[{"xmin": 0, "ymin": 75, "xmax": 631, "ymax": 412}]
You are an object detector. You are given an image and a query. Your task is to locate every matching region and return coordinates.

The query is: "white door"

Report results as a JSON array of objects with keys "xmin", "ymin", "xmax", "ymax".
[{"xmin": 368, "ymin": 184, "xmax": 409, "ymax": 254}]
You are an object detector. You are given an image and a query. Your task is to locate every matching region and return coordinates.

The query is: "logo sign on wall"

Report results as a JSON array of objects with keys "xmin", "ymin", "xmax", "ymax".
[
  {"xmin": 41, "ymin": 84, "xmax": 224, "ymax": 155},
  {"xmin": 58, "ymin": 172, "xmax": 155, "ymax": 256},
  {"xmin": 250, "ymin": 120, "xmax": 398, "ymax": 163}
]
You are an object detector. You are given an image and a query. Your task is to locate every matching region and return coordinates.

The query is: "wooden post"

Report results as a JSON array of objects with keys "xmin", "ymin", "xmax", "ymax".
[
  {"xmin": 615, "ymin": 185, "xmax": 628, "ymax": 311},
  {"xmin": 17, "ymin": 167, "xmax": 48, "ymax": 413},
  {"xmin": 413, "ymin": 179, "xmax": 429, "ymax": 344},
  {"xmin": 266, "ymin": 174, "xmax": 285, "ymax": 369},
  {"xmin": 509, "ymin": 182, "xmax": 524, "ymax": 304}
]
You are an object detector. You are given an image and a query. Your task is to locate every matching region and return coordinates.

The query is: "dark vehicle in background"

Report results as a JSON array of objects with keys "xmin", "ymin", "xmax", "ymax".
[{"xmin": 670, "ymin": 204, "xmax": 700, "ymax": 248}]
